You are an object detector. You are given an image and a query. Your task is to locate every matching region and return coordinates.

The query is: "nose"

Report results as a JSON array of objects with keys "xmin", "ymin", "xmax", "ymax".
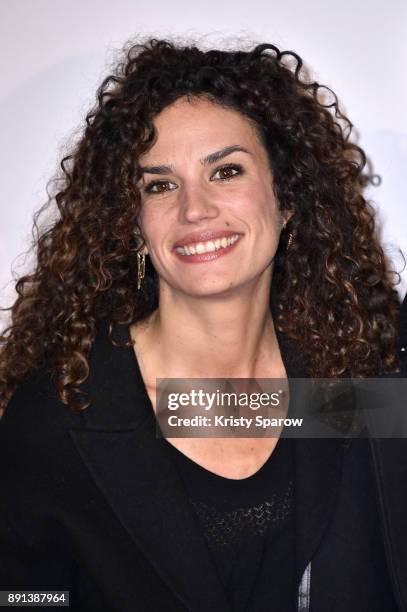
[{"xmin": 177, "ymin": 183, "xmax": 219, "ymax": 224}]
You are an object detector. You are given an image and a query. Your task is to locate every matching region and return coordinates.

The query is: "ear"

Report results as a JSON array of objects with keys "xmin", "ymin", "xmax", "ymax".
[
  {"xmin": 134, "ymin": 229, "xmax": 149, "ymax": 256},
  {"xmin": 282, "ymin": 209, "xmax": 293, "ymax": 227}
]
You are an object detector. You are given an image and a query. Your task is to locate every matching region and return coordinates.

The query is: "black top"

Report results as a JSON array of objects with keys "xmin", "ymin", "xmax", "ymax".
[{"xmin": 165, "ymin": 436, "xmax": 297, "ymax": 611}]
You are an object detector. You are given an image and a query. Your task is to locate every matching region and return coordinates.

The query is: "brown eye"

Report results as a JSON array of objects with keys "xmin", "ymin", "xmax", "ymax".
[
  {"xmin": 144, "ymin": 180, "xmax": 176, "ymax": 194},
  {"xmin": 211, "ymin": 164, "xmax": 242, "ymax": 181}
]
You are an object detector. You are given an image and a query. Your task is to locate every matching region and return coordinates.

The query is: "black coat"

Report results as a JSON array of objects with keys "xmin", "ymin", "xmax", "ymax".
[{"xmin": 1, "ymin": 317, "xmax": 407, "ymax": 612}]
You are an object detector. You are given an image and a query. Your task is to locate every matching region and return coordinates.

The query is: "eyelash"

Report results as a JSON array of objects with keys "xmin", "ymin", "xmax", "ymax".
[{"xmin": 143, "ymin": 163, "xmax": 244, "ymax": 194}]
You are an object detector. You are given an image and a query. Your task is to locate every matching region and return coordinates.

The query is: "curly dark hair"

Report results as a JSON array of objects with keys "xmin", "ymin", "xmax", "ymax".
[{"xmin": 0, "ymin": 37, "xmax": 402, "ymax": 416}]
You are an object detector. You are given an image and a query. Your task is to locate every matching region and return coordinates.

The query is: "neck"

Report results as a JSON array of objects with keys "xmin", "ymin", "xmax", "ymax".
[{"xmin": 133, "ymin": 273, "xmax": 285, "ymax": 380}]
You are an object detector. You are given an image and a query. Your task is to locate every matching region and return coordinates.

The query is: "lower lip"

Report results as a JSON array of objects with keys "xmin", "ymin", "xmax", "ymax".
[{"xmin": 173, "ymin": 236, "xmax": 242, "ymax": 263}]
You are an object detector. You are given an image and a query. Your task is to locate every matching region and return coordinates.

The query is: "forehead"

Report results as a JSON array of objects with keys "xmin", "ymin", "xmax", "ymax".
[{"xmin": 143, "ymin": 97, "xmax": 265, "ymax": 158}]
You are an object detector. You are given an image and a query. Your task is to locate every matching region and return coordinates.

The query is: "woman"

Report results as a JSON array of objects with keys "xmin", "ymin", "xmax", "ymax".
[{"xmin": 0, "ymin": 38, "xmax": 406, "ymax": 611}]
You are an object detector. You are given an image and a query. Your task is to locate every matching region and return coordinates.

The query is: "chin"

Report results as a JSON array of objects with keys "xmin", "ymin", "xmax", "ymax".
[{"xmin": 179, "ymin": 281, "xmax": 246, "ymax": 299}]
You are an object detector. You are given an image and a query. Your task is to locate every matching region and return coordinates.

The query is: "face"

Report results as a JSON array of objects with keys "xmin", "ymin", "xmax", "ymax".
[{"xmin": 137, "ymin": 96, "xmax": 290, "ymax": 298}]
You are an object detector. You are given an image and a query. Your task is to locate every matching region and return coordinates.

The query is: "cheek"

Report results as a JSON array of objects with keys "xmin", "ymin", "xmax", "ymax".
[
  {"xmin": 137, "ymin": 208, "xmax": 163, "ymax": 246},
  {"xmin": 232, "ymin": 183, "xmax": 281, "ymax": 227}
]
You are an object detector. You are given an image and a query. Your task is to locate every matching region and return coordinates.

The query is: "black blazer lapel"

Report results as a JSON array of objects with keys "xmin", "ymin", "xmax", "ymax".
[
  {"xmin": 68, "ymin": 319, "xmax": 232, "ymax": 612},
  {"xmin": 274, "ymin": 323, "xmax": 346, "ymax": 588},
  {"xmin": 293, "ymin": 437, "xmax": 345, "ymax": 585}
]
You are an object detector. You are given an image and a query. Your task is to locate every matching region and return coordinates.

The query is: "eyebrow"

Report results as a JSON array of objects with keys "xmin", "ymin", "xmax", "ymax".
[{"xmin": 138, "ymin": 145, "xmax": 251, "ymax": 175}]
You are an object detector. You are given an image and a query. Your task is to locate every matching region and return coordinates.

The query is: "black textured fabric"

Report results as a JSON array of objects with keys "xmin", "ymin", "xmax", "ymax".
[{"xmin": 165, "ymin": 436, "xmax": 296, "ymax": 611}]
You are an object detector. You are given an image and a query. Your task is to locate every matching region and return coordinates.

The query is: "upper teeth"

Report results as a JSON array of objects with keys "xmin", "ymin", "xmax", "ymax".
[{"xmin": 175, "ymin": 234, "xmax": 240, "ymax": 256}]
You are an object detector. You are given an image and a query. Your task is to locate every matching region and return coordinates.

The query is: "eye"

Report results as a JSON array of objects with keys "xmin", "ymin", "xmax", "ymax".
[
  {"xmin": 143, "ymin": 163, "xmax": 243, "ymax": 195},
  {"xmin": 211, "ymin": 163, "xmax": 243, "ymax": 181},
  {"xmin": 143, "ymin": 180, "xmax": 177, "ymax": 194}
]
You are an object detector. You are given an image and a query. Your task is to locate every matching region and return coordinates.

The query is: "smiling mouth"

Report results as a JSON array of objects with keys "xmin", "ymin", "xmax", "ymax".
[{"xmin": 174, "ymin": 234, "xmax": 241, "ymax": 256}]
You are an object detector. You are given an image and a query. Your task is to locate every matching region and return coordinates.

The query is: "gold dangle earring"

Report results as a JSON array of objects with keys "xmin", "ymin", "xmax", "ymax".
[
  {"xmin": 282, "ymin": 215, "xmax": 294, "ymax": 251},
  {"xmin": 137, "ymin": 251, "xmax": 146, "ymax": 290},
  {"xmin": 287, "ymin": 232, "xmax": 293, "ymax": 250}
]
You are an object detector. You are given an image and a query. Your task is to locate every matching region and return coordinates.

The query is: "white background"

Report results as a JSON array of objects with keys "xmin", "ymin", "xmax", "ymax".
[{"xmin": 1, "ymin": 0, "xmax": 406, "ymax": 327}]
